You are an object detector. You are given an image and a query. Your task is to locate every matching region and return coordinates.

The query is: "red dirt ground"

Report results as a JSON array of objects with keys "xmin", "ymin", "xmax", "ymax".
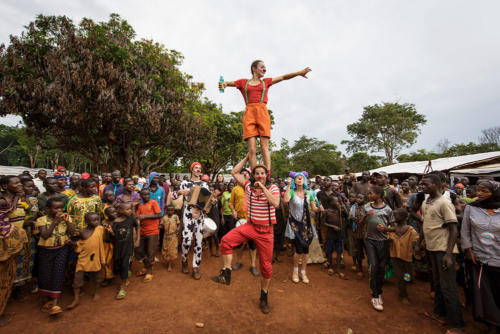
[{"xmin": 3, "ymin": 250, "xmax": 485, "ymax": 334}]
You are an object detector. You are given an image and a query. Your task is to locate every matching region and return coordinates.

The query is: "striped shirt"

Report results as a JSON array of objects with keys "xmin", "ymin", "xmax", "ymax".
[{"xmin": 245, "ymin": 181, "xmax": 279, "ymax": 226}]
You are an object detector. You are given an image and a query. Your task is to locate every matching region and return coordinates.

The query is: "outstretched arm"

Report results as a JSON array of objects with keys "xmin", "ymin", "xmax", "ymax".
[
  {"xmin": 272, "ymin": 67, "xmax": 311, "ymax": 85},
  {"xmin": 219, "ymin": 81, "xmax": 236, "ymax": 90}
]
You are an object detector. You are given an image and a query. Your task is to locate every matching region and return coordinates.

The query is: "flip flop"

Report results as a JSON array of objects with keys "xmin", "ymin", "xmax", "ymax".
[
  {"xmin": 136, "ymin": 269, "xmax": 147, "ymax": 277},
  {"xmin": 116, "ymin": 289, "xmax": 126, "ymax": 300},
  {"xmin": 49, "ymin": 305, "xmax": 63, "ymax": 316},
  {"xmin": 336, "ymin": 272, "xmax": 348, "ymax": 280},
  {"xmin": 143, "ymin": 274, "xmax": 153, "ymax": 283},
  {"xmin": 328, "ymin": 269, "xmax": 335, "ymax": 276},
  {"xmin": 42, "ymin": 301, "xmax": 54, "ymax": 312},
  {"xmin": 420, "ymin": 311, "xmax": 446, "ymax": 326}
]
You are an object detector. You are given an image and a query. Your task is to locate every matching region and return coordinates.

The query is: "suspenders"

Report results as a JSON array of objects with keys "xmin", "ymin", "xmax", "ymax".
[
  {"xmin": 244, "ymin": 79, "xmax": 266, "ymax": 105},
  {"xmin": 248, "ymin": 187, "xmax": 272, "ymax": 226}
]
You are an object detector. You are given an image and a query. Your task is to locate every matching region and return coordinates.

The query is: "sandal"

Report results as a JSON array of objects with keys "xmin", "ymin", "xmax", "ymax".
[
  {"xmin": 143, "ymin": 274, "xmax": 153, "ymax": 283},
  {"xmin": 336, "ymin": 272, "xmax": 348, "ymax": 280},
  {"xmin": 49, "ymin": 305, "xmax": 63, "ymax": 316},
  {"xmin": 42, "ymin": 300, "xmax": 54, "ymax": 312},
  {"xmin": 328, "ymin": 269, "xmax": 335, "ymax": 276},
  {"xmin": 116, "ymin": 289, "xmax": 126, "ymax": 300},
  {"xmin": 136, "ymin": 268, "xmax": 147, "ymax": 277}
]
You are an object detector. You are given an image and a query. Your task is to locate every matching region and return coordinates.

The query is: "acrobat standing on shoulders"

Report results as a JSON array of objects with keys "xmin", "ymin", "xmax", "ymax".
[{"xmin": 219, "ymin": 60, "xmax": 311, "ymax": 175}]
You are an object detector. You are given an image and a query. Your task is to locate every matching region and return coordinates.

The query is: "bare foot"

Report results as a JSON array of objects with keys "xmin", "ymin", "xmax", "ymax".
[
  {"xmin": 93, "ymin": 294, "xmax": 100, "ymax": 302},
  {"xmin": 167, "ymin": 264, "xmax": 172, "ymax": 272},
  {"xmin": 0, "ymin": 315, "xmax": 11, "ymax": 327},
  {"xmin": 67, "ymin": 299, "xmax": 79, "ymax": 310}
]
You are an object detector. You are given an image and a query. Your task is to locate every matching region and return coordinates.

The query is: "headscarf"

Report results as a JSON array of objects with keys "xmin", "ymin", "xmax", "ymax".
[
  {"xmin": 81, "ymin": 173, "xmax": 90, "ymax": 180},
  {"xmin": 190, "ymin": 162, "xmax": 201, "ymax": 172},
  {"xmin": 470, "ymin": 180, "xmax": 500, "ymax": 209},
  {"xmin": 148, "ymin": 172, "xmax": 159, "ymax": 187},
  {"xmin": 289, "ymin": 171, "xmax": 309, "ymax": 191},
  {"xmin": 57, "ymin": 166, "xmax": 65, "ymax": 172}
]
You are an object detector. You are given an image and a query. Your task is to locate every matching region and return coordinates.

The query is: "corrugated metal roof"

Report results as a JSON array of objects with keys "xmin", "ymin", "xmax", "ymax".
[
  {"xmin": 329, "ymin": 151, "xmax": 500, "ymax": 178},
  {"xmin": 369, "ymin": 151, "xmax": 500, "ymax": 175},
  {"xmin": 450, "ymin": 162, "xmax": 500, "ymax": 175}
]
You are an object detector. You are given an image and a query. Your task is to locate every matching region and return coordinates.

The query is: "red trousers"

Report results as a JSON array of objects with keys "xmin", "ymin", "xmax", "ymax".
[{"xmin": 220, "ymin": 222, "xmax": 274, "ymax": 279}]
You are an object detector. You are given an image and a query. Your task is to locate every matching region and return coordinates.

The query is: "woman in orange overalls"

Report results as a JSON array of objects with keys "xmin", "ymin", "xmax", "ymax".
[{"xmin": 219, "ymin": 61, "xmax": 311, "ymax": 174}]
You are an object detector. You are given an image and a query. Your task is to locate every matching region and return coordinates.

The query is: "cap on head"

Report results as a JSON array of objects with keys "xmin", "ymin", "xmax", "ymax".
[
  {"xmin": 373, "ymin": 171, "xmax": 388, "ymax": 178},
  {"xmin": 190, "ymin": 162, "xmax": 201, "ymax": 172}
]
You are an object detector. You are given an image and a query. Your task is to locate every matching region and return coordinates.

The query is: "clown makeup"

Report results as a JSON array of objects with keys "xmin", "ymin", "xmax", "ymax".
[
  {"xmin": 192, "ymin": 164, "xmax": 202, "ymax": 177},
  {"xmin": 253, "ymin": 167, "xmax": 267, "ymax": 183},
  {"xmin": 294, "ymin": 175, "xmax": 304, "ymax": 187}
]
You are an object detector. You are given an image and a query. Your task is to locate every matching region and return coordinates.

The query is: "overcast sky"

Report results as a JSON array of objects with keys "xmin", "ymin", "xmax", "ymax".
[{"xmin": 1, "ymin": 0, "xmax": 499, "ymax": 156}]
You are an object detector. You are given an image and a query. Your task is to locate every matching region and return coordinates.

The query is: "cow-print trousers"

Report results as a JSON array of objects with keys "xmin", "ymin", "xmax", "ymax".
[{"xmin": 181, "ymin": 205, "xmax": 205, "ymax": 268}]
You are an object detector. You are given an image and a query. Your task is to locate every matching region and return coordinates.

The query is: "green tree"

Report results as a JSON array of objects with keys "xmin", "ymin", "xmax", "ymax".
[
  {"xmin": 270, "ymin": 138, "xmax": 292, "ymax": 178},
  {"xmin": 397, "ymin": 149, "xmax": 441, "ymax": 163},
  {"xmin": 443, "ymin": 142, "xmax": 499, "ymax": 157},
  {"xmin": 0, "ymin": 125, "xmax": 29, "ymax": 166},
  {"xmin": 346, "ymin": 152, "xmax": 382, "ymax": 172},
  {"xmin": 290, "ymin": 136, "xmax": 343, "ymax": 176},
  {"xmin": 0, "ymin": 14, "xmax": 204, "ymax": 174},
  {"xmin": 182, "ymin": 102, "xmax": 247, "ymax": 179},
  {"xmin": 341, "ymin": 102, "xmax": 427, "ymax": 164}
]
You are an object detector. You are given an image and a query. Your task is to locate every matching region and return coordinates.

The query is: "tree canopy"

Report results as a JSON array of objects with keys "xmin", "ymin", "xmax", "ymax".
[
  {"xmin": 271, "ymin": 136, "xmax": 343, "ymax": 178},
  {"xmin": 341, "ymin": 102, "xmax": 427, "ymax": 164},
  {"xmin": 0, "ymin": 14, "xmax": 206, "ymax": 174}
]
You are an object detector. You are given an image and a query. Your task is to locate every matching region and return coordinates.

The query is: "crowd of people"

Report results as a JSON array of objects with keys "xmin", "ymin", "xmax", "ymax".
[
  {"xmin": 0, "ymin": 162, "xmax": 498, "ymax": 333},
  {"xmin": 0, "ymin": 56, "xmax": 498, "ymax": 332}
]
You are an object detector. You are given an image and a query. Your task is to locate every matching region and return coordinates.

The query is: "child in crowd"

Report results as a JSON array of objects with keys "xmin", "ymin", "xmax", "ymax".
[
  {"xmin": 135, "ymin": 189, "xmax": 162, "ymax": 282},
  {"xmin": 350, "ymin": 193, "xmax": 366, "ymax": 278},
  {"xmin": 323, "ymin": 196, "xmax": 347, "ymax": 279},
  {"xmin": 378, "ymin": 207, "xmax": 419, "ymax": 305},
  {"xmin": 346, "ymin": 193, "xmax": 357, "ymax": 271},
  {"xmin": 362, "ymin": 186, "xmax": 395, "ymax": 312},
  {"xmin": 107, "ymin": 203, "xmax": 140, "ymax": 299},
  {"xmin": 101, "ymin": 207, "xmax": 117, "ymax": 285},
  {"xmin": 463, "ymin": 186, "xmax": 478, "ymax": 204},
  {"xmin": 161, "ymin": 205, "xmax": 180, "ymax": 271},
  {"xmin": 68, "ymin": 212, "xmax": 105, "ymax": 309},
  {"xmin": 103, "ymin": 189, "xmax": 116, "ymax": 206},
  {"xmin": 36, "ymin": 198, "xmax": 75, "ymax": 316}
]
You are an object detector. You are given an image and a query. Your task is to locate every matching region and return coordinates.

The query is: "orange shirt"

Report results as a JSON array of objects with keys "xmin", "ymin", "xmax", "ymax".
[{"xmin": 136, "ymin": 200, "xmax": 161, "ymax": 236}]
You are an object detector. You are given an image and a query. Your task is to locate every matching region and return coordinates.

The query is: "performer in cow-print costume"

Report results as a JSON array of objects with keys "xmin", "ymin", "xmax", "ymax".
[{"xmin": 171, "ymin": 162, "xmax": 210, "ymax": 280}]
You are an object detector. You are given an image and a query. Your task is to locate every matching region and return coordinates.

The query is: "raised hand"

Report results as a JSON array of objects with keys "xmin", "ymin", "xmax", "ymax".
[{"xmin": 300, "ymin": 67, "xmax": 312, "ymax": 78}]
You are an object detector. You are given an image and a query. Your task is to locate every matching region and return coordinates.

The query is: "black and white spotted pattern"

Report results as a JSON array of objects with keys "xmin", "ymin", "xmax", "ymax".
[{"xmin": 173, "ymin": 179, "xmax": 209, "ymax": 268}]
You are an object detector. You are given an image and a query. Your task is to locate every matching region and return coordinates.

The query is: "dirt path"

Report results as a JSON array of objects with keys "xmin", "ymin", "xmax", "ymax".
[{"xmin": 4, "ymin": 251, "xmax": 484, "ymax": 334}]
